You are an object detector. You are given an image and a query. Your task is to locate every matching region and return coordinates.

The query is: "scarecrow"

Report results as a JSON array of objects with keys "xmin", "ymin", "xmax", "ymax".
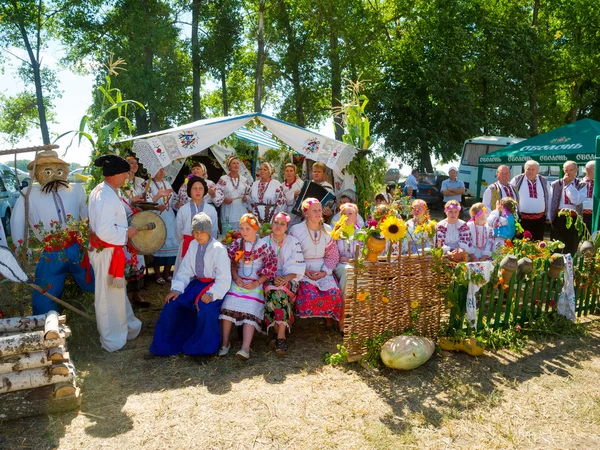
[{"xmin": 11, "ymin": 150, "xmax": 94, "ymax": 314}]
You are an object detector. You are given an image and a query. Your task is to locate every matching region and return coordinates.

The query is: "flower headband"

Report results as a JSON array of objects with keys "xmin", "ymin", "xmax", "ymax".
[
  {"xmin": 273, "ymin": 212, "xmax": 291, "ymax": 224},
  {"xmin": 445, "ymin": 203, "xmax": 461, "ymax": 212},
  {"xmin": 240, "ymin": 215, "xmax": 259, "ymax": 230},
  {"xmin": 261, "ymin": 161, "xmax": 275, "ymax": 175},
  {"xmin": 225, "ymin": 155, "xmax": 238, "ymax": 168},
  {"xmin": 469, "ymin": 206, "xmax": 487, "ymax": 222},
  {"xmin": 301, "ymin": 198, "xmax": 320, "ymax": 214}
]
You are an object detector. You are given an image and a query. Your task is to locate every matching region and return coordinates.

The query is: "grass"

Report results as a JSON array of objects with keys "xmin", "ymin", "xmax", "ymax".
[{"xmin": 1, "ymin": 275, "xmax": 600, "ymax": 449}]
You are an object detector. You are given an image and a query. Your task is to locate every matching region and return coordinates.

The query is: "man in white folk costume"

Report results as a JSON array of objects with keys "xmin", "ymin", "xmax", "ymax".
[
  {"xmin": 11, "ymin": 150, "xmax": 94, "ymax": 315},
  {"xmin": 88, "ymin": 154, "xmax": 142, "ymax": 352}
]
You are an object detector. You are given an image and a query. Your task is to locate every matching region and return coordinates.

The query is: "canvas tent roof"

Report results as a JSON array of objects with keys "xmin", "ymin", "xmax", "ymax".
[
  {"xmin": 119, "ymin": 112, "xmax": 357, "ymax": 180},
  {"xmin": 478, "ymin": 118, "xmax": 600, "ymax": 166}
]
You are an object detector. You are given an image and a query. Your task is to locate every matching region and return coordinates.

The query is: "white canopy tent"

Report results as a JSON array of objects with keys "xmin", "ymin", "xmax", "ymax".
[{"xmin": 118, "ymin": 112, "xmax": 358, "ymax": 192}]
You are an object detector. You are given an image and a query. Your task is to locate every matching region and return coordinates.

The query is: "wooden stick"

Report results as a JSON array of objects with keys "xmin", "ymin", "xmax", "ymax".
[{"xmin": 28, "ymin": 283, "xmax": 95, "ymax": 321}]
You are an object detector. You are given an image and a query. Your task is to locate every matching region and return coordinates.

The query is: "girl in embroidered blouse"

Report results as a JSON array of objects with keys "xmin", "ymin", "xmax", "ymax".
[
  {"xmin": 264, "ymin": 212, "xmax": 306, "ymax": 356},
  {"xmin": 467, "ymin": 203, "xmax": 494, "ymax": 261},
  {"xmin": 289, "ymin": 198, "xmax": 343, "ymax": 332},
  {"xmin": 487, "ymin": 197, "xmax": 519, "ymax": 250},
  {"xmin": 174, "ymin": 161, "xmax": 220, "ymax": 210},
  {"xmin": 333, "ymin": 203, "xmax": 362, "ymax": 302},
  {"xmin": 145, "ymin": 168, "xmax": 178, "ymax": 284},
  {"xmin": 403, "ymin": 199, "xmax": 435, "ymax": 255},
  {"xmin": 218, "ymin": 213, "xmax": 277, "ymax": 361},
  {"xmin": 282, "ymin": 163, "xmax": 304, "ymax": 225},
  {"xmin": 214, "ymin": 156, "xmax": 253, "ymax": 232},
  {"xmin": 248, "ymin": 161, "xmax": 286, "ymax": 224},
  {"xmin": 435, "ymin": 200, "xmax": 471, "ymax": 260}
]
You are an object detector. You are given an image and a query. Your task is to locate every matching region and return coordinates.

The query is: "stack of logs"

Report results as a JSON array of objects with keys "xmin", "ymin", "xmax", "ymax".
[{"xmin": 0, "ymin": 310, "xmax": 81, "ymax": 420}]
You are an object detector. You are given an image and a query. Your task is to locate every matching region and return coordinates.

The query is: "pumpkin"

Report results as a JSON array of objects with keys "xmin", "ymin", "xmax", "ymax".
[{"xmin": 380, "ymin": 336, "xmax": 435, "ymax": 370}]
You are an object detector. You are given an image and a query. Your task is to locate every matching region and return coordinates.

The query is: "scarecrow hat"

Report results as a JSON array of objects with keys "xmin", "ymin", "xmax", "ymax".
[{"xmin": 27, "ymin": 150, "xmax": 69, "ymax": 171}]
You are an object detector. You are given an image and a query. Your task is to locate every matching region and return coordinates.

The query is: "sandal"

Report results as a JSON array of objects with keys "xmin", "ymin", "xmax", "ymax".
[
  {"xmin": 275, "ymin": 338, "xmax": 288, "ymax": 357},
  {"xmin": 156, "ymin": 277, "xmax": 166, "ymax": 285},
  {"xmin": 218, "ymin": 344, "xmax": 230, "ymax": 356}
]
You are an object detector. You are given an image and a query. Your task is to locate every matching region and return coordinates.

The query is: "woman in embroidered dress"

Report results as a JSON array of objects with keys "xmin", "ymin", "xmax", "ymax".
[
  {"xmin": 174, "ymin": 176, "xmax": 219, "ymax": 276},
  {"xmin": 403, "ymin": 200, "xmax": 435, "ymax": 255},
  {"xmin": 174, "ymin": 161, "xmax": 220, "ymax": 210},
  {"xmin": 333, "ymin": 203, "xmax": 361, "ymax": 301},
  {"xmin": 467, "ymin": 203, "xmax": 494, "ymax": 261},
  {"xmin": 147, "ymin": 213, "xmax": 232, "ymax": 361},
  {"xmin": 121, "ymin": 158, "xmax": 149, "ymax": 308},
  {"xmin": 282, "ymin": 163, "xmax": 304, "ymax": 225},
  {"xmin": 435, "ymin": 200, "xmax": 471, "ymax": 260},
  {"xmin": 248, "ymin": 161, "xmax": 286, "ymax": 224},
  {"xmin": 219, "ymin": 213, "xmax": 277, "ymax": 360},
  {"xmin": 264, "ymin": 212, "xmax": 306, "ymax": 356},
  {"xmin": 146, "ymin": 168, "xmax": 178, "ymax": 284},
  {"xmin": 289, "ymin": 198, "xmax": 343, "ymax": 332},
  {"xmin": 214, "ymin": 156, "xmax": 252, "ymax": 232}
]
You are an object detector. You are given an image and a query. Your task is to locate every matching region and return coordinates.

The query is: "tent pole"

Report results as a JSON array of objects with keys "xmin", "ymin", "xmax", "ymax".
[
  {"xmin": 593, "ymin": 136, "xmax": 600, "ymax": 234},
  {"xmin": 475, "ymin": 164, "xmax": 485, "ymax": 200}
]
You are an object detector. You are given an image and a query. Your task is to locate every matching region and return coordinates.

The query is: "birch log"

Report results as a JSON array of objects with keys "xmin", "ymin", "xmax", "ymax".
[
  {"xmin": 0, "ymin": 386, "xmax": 81, "ymax": 420},
  {"xmin": 54, "ymin": 379, "xmax": 77, "ymax": 398},
  {"xmin": 0, "ymin": 313, "xmax": 66, "ymax": 333},
  {"xmin": 48, "ymin": 345, "xmax": 68, "ymax": 362},
  {"xmin": 0, "ymin": 326, "xmax": 71, "ymax": 357},
  {"xmin": 0, "ymin": 365, "xmax": 74, "ymax": 394},
  {"xmin": 0, "ymin": 351, "xmax": 50, "ymax": 374},
  {"xmin": 44, "ymin": 311, "xmax": 60, "ymax": 340}
]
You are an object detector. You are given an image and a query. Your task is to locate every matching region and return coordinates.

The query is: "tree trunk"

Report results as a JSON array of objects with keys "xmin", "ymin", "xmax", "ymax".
[
  {"xmin": 191, "ymin": 0, "xmax": 202, "ymax": 120},
  {"xmin": 135, "ymin": 109, "xmax": 149, "ymax": 135},
  {"xmin": 330, "ymin": 27, "xmax": 343, "ymax": 141},
  {"xmin": 0, "ymin": 313, "xmax": 65, "ymax": 334},
  {"xmin": 278, "ymin": 0, "xmax": 305, "ymax": 127},
  {"xmin": 0, "ymin": 385, "xmax": 81, "ymax": 420},
  {"xmin": 221, "ymin": 69, "xmax": 229, "ymax": 116},
  {"xmin": 420, "ymin": 148, "xmax": 433, "ymax": 173},
  {"xmin": 0, "ymin": 365, "xmax": 74, "ymax": 394},
  {"xmin": 13, "ymin": 1, "xmax": 50, "ymax": 144},
  {"xmin": 0, "ymin": 327, "xmax": 69, "ymax": 358},
  {"xmin": 0, "ymin": 350, "xmax": 50, "ymax": 374},
  {"xmin": 529, "ymin": 0, "xmax": 540, "ymax": 136},
  {"xmin": 254, "ymin": 0, "xmax": 266, "ymax": 113}
]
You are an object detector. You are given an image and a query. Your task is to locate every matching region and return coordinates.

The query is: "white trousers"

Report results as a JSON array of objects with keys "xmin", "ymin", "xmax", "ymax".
[{"xmin": 89, "ymin": 248, "xmax": 142, "ymax": 352}]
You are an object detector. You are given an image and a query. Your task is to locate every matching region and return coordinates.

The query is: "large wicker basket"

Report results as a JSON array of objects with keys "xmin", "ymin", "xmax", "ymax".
[{"xmin": 343, "ymin": 254, "xmax": 444, "ymax": 362}]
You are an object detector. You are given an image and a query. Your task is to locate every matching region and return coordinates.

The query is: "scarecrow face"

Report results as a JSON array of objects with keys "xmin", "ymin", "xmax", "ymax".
[{"xmin": 35, "ymin": 162, "xmax": 70, "ymax": 193}]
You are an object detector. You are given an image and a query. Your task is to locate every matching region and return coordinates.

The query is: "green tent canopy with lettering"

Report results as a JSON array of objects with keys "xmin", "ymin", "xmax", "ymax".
[{"xmin": 475, "ymin": 118, "xmax": 600, "ymax": 232}]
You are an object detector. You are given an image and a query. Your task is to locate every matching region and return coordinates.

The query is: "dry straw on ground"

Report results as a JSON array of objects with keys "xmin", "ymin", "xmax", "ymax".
[{"xmin": 1, "ymin": 279, "xmax": 599, "ymax": 449}]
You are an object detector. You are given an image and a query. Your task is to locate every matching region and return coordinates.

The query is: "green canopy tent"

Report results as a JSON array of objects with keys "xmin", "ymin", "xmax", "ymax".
[{"xmin": 475, "ymin": 118, "xmax": 600, "ymax": 232}]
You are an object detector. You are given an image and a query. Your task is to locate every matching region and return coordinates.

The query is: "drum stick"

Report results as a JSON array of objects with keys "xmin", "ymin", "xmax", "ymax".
[{"xmin": 29, "ymin": 283, "xmax": 95, "ymax": 321}]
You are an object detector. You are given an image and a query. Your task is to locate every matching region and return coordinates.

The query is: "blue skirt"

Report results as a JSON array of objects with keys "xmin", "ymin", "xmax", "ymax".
[{"xmin": 149, "ymin": 279, "xmax": 222, "ymax": 356}]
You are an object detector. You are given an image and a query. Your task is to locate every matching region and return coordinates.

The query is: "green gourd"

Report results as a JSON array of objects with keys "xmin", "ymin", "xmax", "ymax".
[{"xmin": 380, "ymin": 336, "xmax": 435, "ymax": 370}]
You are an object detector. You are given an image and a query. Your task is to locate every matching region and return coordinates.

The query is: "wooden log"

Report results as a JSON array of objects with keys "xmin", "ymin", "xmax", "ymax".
[
  {"xmin": 44, "ymin": 311, "xmax": 60, "ymax": 340},
  {"xmin": 0, "ymin": 313, "xmax": 66, "ymax": 333},
  {"xmin": 54, "ymin": 380, "xmax": 77, "ymax": 398},
  {"xmin": 0, "ymin": 365, "xmax": 74, "ymax": 394},
  {"xmin": 47, "ymin": 345, "xmax": 68, "ymax": 362},
  {"xmin": 0, "ymin": 327, "xmax": 69, "ymax": 358},
  {"xmin": 49, "ymin": 362, "xmax": 71, "ymax": 376},
  {"xmin": 0, "ymin": 386, "xmax": 81, "ymax": 421},
  {"xmin": 0, "ymin": 351, "xmax": 50, "ymax": 374}
]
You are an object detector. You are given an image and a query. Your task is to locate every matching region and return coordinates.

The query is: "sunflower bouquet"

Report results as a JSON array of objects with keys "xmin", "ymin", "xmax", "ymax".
[{"xmin": 330, "ymin": 214, "xmax": 357, "ymax": 241}]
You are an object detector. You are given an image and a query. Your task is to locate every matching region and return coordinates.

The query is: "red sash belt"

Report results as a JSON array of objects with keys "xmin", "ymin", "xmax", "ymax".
[
  {"xmin": 583, "ymin": 209, "xmax": 593, "ymax": 215},
  {"xmin": 43, "ymin": 231, "xmax": 92, "ymax": 283},
  {"xmin": 520, "ymin": 212, "xmax": 545, "ymax": 220},
  {"xmin": 181, "ymin": 234, "xmax": 195, "ymax": 258},
  {"xmin": 89, "ymin": 232, "xmax": 126, "ymax": 284},
  {"xmin": 195, "ymin": 278, "xmax": 215, "ymax": 305}
]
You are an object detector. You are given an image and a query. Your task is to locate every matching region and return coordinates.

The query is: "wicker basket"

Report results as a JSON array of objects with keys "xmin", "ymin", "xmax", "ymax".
[{"xmin": 343, "ymin": 253, "xmax": 444, "ymax": 362}]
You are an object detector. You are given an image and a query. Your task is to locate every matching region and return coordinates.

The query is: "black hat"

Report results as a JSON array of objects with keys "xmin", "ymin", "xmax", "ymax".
[
  {"xmin": 187, "ymin": 176, "xmax": 208, "ymax": 198},
  {"xmin": 94, "ymin": 154, "xmax": 131, "ymax": 177}
]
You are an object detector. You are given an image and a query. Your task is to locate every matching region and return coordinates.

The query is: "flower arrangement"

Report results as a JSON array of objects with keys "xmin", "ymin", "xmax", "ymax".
[{"xmin": 32, "ymin": 215, "xmax": 90, "ymax": 262}]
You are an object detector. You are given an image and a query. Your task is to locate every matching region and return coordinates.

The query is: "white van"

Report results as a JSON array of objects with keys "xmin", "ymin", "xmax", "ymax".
[{"xmin": 458, "ymin": 136, "xmax": 525, "ymax": 199}]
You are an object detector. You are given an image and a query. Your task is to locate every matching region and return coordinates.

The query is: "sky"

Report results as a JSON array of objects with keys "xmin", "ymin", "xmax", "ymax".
[{"xmin": 0, "ymin": 44, "xmax": 457, "ymax": 176}]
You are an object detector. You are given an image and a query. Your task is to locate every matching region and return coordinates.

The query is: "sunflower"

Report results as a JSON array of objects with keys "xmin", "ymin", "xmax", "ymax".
[
  {"xmin": 380, "ymin": 216, "xmax": 407, "ymax": 242},
  {"xmin": 411, "ymin": 300, "xmax": 419, "ymax": 309},
  {"xmin": 356, "ymin": 291, "xmax": 370, "ymax": 301}
]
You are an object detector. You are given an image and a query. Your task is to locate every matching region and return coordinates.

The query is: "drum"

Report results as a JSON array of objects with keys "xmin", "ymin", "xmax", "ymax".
[
  {"xmin": 292, "ymin": 181, "xmax": 337, "ymax": 216},
  {"xmin": 129, "ymin": 211, "xmax": 166, "ymax": 255}
]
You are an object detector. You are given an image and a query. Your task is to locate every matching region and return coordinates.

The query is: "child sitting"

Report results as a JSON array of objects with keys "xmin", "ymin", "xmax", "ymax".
[
  {"xmin": 467, "ymin": 203, "xmax": 494, "ymax": 261},
  {"xmin": 487, "ymin": 197, "xmax": 520, "ymax": 250}
]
